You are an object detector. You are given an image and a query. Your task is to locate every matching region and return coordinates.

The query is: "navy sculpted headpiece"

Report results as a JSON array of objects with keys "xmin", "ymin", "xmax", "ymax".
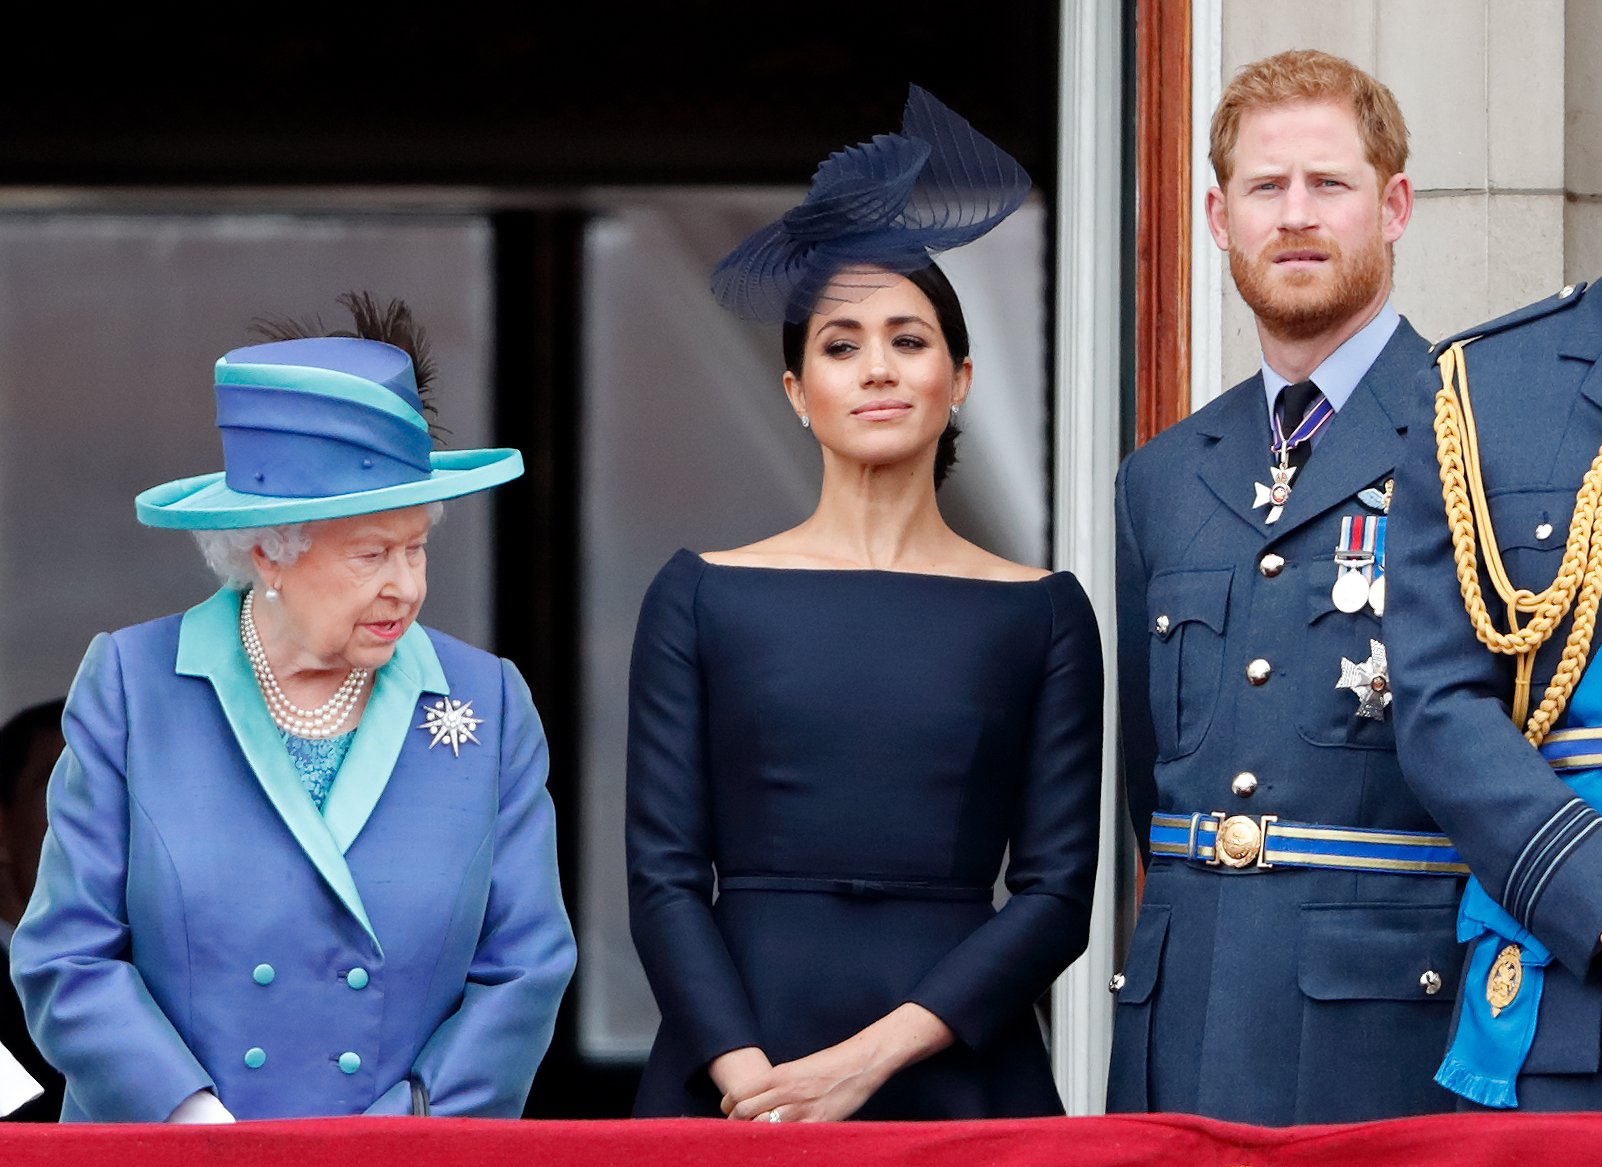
[{"xmin": 711, "ymin": 86, "xmax": 1032, "ymax": 325}]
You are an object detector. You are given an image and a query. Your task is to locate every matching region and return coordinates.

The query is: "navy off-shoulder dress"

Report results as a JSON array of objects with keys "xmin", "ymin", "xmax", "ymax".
[{"xmin": 626, "ymin": 549, "xmax": 1103, "ymax": 1118}]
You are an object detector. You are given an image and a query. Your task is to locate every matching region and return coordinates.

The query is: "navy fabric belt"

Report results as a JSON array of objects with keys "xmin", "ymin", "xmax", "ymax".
[
  {"xmin": 717, "ymin": 875, "xmax": 993, "ymax": 901},
  {"xmin": 1150, "ymin": 811, "xmax": 1469, "ymax": 876}
]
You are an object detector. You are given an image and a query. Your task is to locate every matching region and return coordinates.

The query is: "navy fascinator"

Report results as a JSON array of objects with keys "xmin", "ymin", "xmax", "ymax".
[{"xmin": 711, "ymin": 86, "xmax": 1032, "ymax": 324}]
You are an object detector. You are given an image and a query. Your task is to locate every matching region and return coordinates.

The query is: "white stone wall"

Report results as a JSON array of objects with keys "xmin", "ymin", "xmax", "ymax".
[
  {"xmin": 1567, "ymin": 0, "xmax": 1602, "ymax": 282},
  {"xmin": 1206, "ymin": 0, "xmax": 1588, "ymax": 390}
]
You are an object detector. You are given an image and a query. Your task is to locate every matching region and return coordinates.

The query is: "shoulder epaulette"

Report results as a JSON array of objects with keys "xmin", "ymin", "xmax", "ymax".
[{"xmin": 1429, "ymin": 281, "xmax": 1590, "ymax": 355}]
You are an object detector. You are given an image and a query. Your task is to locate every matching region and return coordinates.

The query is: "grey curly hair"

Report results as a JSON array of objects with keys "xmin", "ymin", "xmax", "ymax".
[{"xmin": 192, "ymin": 502, "xmax": 444, "ymax": 590}]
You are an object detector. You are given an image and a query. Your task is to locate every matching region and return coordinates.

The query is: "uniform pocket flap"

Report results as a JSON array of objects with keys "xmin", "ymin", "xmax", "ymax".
[
  {"xmin": 1487, "ymin": 488, "xmax": 1572, "ymax": 552},
  {"xmin": 1116, "ymin": 903, "xmax": 1171, "ymax": 1005},
  {"xmin": 1147, "ymin": 568, "xmax": 1233, "ymax": 637},
  {"xmin": 1297, "ymin": 903, "xmax": 1463, "ymax": 1002}
]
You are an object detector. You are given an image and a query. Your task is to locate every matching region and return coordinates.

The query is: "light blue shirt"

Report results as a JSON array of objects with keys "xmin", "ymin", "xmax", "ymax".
[{"xmin": 1261, "ymin": 300, "xmax": 1401, "ymax": 419}]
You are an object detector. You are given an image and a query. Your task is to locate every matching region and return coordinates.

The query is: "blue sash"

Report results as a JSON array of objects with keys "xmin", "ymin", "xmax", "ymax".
[{"xmin": 1436, "ymin": 667, "xmax": 1602, "ymax": 1107}]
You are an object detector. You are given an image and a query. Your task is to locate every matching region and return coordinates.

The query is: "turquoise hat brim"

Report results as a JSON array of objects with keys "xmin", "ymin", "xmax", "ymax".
[{"xmin": 134, "ymin": 448, "xmax": 524, "ymax": 530}]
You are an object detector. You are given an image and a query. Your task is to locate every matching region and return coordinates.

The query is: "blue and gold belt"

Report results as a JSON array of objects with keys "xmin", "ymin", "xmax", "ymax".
[{"xmin": 1150, "ymin": 811, "xmax": 1468, "ymax": 875}]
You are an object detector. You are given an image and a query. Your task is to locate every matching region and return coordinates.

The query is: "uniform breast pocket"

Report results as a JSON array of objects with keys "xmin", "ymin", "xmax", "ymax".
[
  {"xmin": 1299, "ymin": 585, "xmax": 1395, "ymax": 750},
  {"xmin": 1488, "ymin": 487, "xmax": 1572, "ymax": 592},
  {"xmin": 1147, "ymin": 568, "xmax": 1232, "ymax": 760}
]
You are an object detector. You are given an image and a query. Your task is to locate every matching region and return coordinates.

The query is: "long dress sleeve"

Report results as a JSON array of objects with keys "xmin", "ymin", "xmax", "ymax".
[
  {"xmin": 626, "ymin": 554, "xmax": 764, "ymax": 1075},
  {"xmin": 1115, "ymin": 456, "xmax": 1158, "ymax": 865},
  {"xmin": 903, "ymin": 572, "xmax": 1105, "ymax": 1049},
  {"xmin": 11, "ymin": 633, "xmax": 215, "ymax": 1122}
]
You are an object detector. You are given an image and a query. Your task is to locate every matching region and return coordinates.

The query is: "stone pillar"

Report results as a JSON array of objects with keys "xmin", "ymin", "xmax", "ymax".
[{"xmin": 1567, "ymin": 0, "xmax": 1602, "ymax": 281}]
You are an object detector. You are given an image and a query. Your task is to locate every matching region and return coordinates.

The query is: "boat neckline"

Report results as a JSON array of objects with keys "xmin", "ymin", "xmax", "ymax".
[{"xmin": 685, "ymin": 548, "xmax": 1061, "ymax": 585}]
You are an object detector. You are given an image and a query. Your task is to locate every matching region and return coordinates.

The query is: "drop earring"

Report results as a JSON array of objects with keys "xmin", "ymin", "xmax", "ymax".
[
  {"xmin": 264, "ymin": 584, "xmax": 280, "ymax": 601},
  {"xmin": 950, "ymin": 404, "xmax": 961, "ymax": 422},
  {"xmin": 800, "ymin": 414, "xmax": 811, "ymax": 429}
]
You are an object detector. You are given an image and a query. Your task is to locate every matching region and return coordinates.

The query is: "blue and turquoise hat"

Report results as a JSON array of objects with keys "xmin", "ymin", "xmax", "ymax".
[{"xmin": 134, "ymin": 336, "xmax": 522, "ymax": 530}]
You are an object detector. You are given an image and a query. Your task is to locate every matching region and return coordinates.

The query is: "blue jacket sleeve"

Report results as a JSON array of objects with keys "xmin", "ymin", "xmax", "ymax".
[
  {"xmin": 10, "ymin": 633, "xmax": 215, "ymax": 1122},
  {"xmin": 625, "ymin": 555, "xmax": 765, "ymax": 1076},
  {"xmin": 384, "ymin": 659, "xmax": 577, "ymax": 1116},
  {"xmin": 905, "ymin": 572, "xmax": 1105, "ymax": 1049},
  {"xmin": 1388, "ymin": 374, "xmax": 1602, "ymax": 977}
]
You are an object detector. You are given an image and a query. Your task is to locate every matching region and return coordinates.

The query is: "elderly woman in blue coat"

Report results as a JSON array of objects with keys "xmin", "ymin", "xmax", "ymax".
[{"xmin": 11, "ymin": 300, "xmax": 576, "ymax": 1122}]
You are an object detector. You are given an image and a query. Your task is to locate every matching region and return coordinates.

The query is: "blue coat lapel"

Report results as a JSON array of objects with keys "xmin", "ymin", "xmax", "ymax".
[
  {"xmin": 322, "ymin": 624, "xmax": 449, "ymax": 854},
  {"xmin": 1561, "ymin": 306, "xmax": 1602, "ymax": 417},
  {"xmin": 1195, "ymin": 377, "xmax": 1277, "ymax": 531},
  {"xmin": 1269, "ymin": 321, "xmax": 1424, "ymax": 536},
  {"xmin": 174, "ymin": 589, "xmax": 450, "ymax": 951}
]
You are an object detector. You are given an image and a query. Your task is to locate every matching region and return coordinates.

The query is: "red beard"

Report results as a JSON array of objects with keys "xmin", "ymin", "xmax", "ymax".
[{"xmin": 1230, "ymin": 228, "xmax": 1389, "ymax": 342}]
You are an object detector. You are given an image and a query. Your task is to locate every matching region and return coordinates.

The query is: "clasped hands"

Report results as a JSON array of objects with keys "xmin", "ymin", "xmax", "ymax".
[
  {"xmin": 711, "ymin": 1002, "xmax": 953, "ymax": 1123},
  {"xmin": 716, "ymin": 1043, "xmax": 881, "ymax": 1124}
]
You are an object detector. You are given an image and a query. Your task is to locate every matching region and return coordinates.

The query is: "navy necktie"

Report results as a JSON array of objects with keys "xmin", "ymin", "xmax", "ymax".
[{"xmin": 1276, "ymin": 380, "xmax": 1324, "ymax": 473}]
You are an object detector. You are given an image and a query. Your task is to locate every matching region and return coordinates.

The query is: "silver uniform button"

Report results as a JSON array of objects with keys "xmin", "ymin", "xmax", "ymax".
[
  {"xmin": 1108, "ymin": 973, "xmax": 1126, "ymax": 994},
  {"xmin": 1258, "ymin": 553, "xmax": 1285, "ymax": 578},
  {"xmin": 1231, "ymin": 772, "xmax": 1258, "ymax": 797},
  {"xmin": 1155, "ymin": 614, "xmax": 1171, "ymax": 637},
  {"xmin": 1420, "ymin": 969, "xmax": 1443, "ymax": 995},
  {"xmin": 1246, "ymin": 658, "xmax": 1272, "ymax": 685}
]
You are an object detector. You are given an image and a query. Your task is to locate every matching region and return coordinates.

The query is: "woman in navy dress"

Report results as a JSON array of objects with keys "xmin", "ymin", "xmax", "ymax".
[{"xmin": 626, "ymin": 88, "xmax": 1103, "ymax": 1122}]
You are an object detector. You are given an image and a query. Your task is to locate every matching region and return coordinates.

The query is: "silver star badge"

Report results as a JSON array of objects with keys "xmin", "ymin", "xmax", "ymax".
[
  {"xmin": 1336, "ymin": 639, "xmax": 1392, "ymax": 720},
  {"xmin": 417, "ymin": 697, "xmax": 483, "ymax": 757},
  {"xmin": 1253, "ymin": 464, "xmax": 1297, "ymax": 524}
]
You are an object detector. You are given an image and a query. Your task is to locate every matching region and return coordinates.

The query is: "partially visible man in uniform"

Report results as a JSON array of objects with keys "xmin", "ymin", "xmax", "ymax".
[
  {"xmin": 1389, "ymin": 278, "xmax": 1602, "ymax": 1111},
  {"xmin": 1107, "ymin": 49, "xmax": 1466, "ymax": 1125}
]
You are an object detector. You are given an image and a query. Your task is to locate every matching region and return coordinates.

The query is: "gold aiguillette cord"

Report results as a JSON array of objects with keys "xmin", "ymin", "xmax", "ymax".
[{"xmin": 1434, "ymin": 341, "xmax": 1602, "ymax": 744}]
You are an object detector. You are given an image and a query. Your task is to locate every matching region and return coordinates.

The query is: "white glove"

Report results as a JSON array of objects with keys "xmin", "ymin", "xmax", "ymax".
[{"xmin": 167, "ymin": 1089, "xmax": 236, "ymax": 1124}]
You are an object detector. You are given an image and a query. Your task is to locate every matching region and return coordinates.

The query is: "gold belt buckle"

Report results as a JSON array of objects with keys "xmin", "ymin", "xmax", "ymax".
[{"xmin": 1207, "ymin": 812, "xmax": 1278, "ymax": 869}]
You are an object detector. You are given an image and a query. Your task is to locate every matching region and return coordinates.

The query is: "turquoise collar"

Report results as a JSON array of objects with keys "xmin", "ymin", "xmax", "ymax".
[{"xmin": 175, "ymin": 588, "xmax": 449, "ymax": 951}]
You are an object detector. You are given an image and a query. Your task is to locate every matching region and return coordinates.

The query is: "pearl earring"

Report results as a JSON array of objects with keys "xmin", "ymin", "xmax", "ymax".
[
  {"xmin": 800, "ymin": 414, "xmax": 811, "ymax": 429},
  {"xmin": 264, "ymin": 585, "xmax": 279, "ymax": 602}
]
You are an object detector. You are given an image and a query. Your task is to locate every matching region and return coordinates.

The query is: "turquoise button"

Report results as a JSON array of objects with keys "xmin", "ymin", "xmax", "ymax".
[
  {"xmin": 346, "ymin": 967, "xmax": 369, "ymax": 990},
  {"xmin": 338, "ymin": 1051, "xmax": 361, "ymax": 1075},
  {"xmin": 252, "ymin": 963, "xmax": 275, "ymax": 986},
  {"xmin": 244, "ymin": 1047, "xmax": 266, "ymax": 1069}
]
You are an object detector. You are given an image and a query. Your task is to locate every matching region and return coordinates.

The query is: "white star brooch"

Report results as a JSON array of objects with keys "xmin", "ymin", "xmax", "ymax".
[
  {"xmin": 417, "ymin": 697, "xmax": 484, "ymax": 757},
  {"xmin": 1336, "ymin": 639, "xmax": 1392, "ymax": 720}
]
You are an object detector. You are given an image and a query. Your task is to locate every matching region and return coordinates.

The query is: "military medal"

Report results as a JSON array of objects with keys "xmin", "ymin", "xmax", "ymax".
[
  {"xmin": 417, "ymin": 696, "xmax": 484, "ymax": 757},
  {"xmin": 1253, "ymin": 465, "xmax": 1298, "ymax": 524},
  {"xmin": 1367, "ymin": 481, "xmax": 1393, "ymax": 615},
  {"xmin": 1368, "ymin": 512, "xmax": 1388, "ymax": 616},
  {"xmin": 1253, "ymin": 394, "xmax": 1335, "ymax": 525},
  {"xmin": 1336, "ymin": 639, "xmax": 1392, "ymax": 719},
  {"xmin": 1332, "ymin": 514, "xmax": 1376, "ymax": 612},
  {"xmin": 1486, "ymin": 944, "xmax": 1524, "ymax": 1017}
]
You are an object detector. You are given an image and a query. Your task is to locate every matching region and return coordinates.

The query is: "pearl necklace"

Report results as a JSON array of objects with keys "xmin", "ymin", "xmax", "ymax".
[{"xmin": 240, "ymin": 589, "xmax": 370, "ymax": 739}]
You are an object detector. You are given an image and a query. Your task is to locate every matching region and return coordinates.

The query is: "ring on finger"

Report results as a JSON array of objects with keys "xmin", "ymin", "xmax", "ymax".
[{"xmin": 765, "ymin": 1108, "xmax": 783, "ymax": 1123}]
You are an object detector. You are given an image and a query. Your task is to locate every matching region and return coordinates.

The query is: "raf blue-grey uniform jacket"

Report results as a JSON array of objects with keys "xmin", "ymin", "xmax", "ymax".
[
  {"xmin": 1107, "ymin": 318, "xmax": 1464, "ymax": 1125},
  {"xmin": 1388, "ymin": 281, "xmax": 1602, "ymax": 1111},
  {"xmin": 10, "ymin": 588, "xmax": 576, "ymax": 1121}
]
